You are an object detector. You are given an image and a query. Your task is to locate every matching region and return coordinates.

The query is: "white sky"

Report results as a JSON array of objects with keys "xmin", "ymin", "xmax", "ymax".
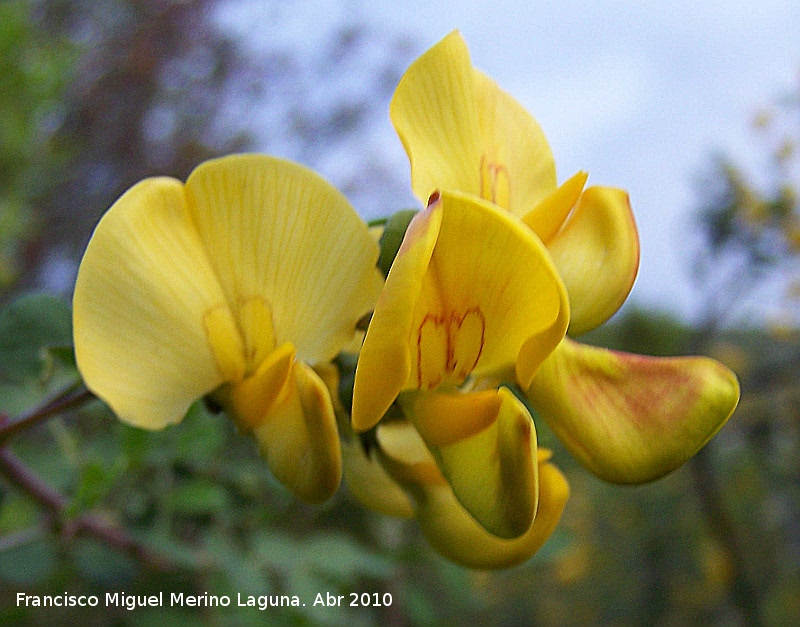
[{"xmin": 219, "ymin": 0, "xmax": 800, "ymax": 324}]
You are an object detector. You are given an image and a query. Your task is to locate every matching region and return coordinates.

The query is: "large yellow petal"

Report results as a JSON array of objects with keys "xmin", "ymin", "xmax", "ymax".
[
  {"xmin": 543, "ymin": 186, "xmax": 640, "ymax": 335},
  {"xmin": 473, "ymin": 68, "xmax": 556, "ymax": 214},
  {"xmin": 185, "ymin": 154, "xmax": 383, "ymax": 365},
  {"xmin": 526, "ymin": 338, "xmax": 741, "ymax": 484},
  {"xmin": 352, "ymin": 199, "xmax": 443, "ymax": 432},
  {"xmin": 73, "ymin": 178, "xmax": 231, "ymax": 429},
  {"xmin": 390, "ymin": 31, "xmax": 482, "ymax": 203},
  {"xmin": 415, "ymin": 450, "xmax": 570, "ymax": 569},
  {"xmin": 418, "ymin": 191, "xmax": 568, "ymax": 381},
  {"xmin": 248, "ymin": 360, "xmax": 342, "ymax": 503},
  {"xmin": 408, "ymin": 387, "xmax": 538, "ymax": 539},
  {"xmin": 353, "ymin": 191, "xmax": 568, "ymax": 431},
  {"xmin": 390, "ymin": 30, "xmax": 557, "ymax": 214}
]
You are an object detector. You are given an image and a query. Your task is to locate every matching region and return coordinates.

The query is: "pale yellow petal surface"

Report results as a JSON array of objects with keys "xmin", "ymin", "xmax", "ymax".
[
  {"xmin": 185, "ymin": 154, "xmax": 383, "ymax": 365},
  {"xmin": 526, "ymin": 338, "xmax": 741, "ymax": 484},
  {"xmin": 375, "ymin": 420, "xmax": 448, "ymax": 487},
  {"xmin": 408, "ymin": 388, "xmax": 538, "ymax": 539},
  {"xmin": 473, "ymin": 69, "xmax": 556, "ymax": 214},
  {"xmin": 352, "ymin": 201, "xmax": 443, "ymax": 432},
  {"xmin": 390, "ymin": 30, "xmax": 482, "ymax": 203},
  {"xmin": 415, "ymin": 450, "xmax": 569, "ymax": 570},
  {"xmin": 545, "ymin": 186, "xmax": 640, "ymax": 335},
  {"xmin": 250, "ymin": 361, "xmax": 342, "ymax": 503},
  {"xmin": 341, "ymin": 436, "xmax": 415, "ymax": 518},
  {"xmin": 73, "ymin": 178, "xmax": 230, "ymax": 429}
]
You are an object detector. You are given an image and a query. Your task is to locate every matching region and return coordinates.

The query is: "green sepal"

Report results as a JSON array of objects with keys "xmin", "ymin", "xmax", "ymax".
[{"xmin": 377, "ymin": 209, "xmax": 418, "ymax": 277}]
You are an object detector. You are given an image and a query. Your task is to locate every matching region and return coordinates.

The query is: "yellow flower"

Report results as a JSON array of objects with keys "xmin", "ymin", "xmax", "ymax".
[
  {"xmin": 73, "ymin": 154, "xmax": 383, "ymax": 503},
  {"xmin": 352, "ymin": 190, "xmax": 569, "ymax": 539},
  {"xmin": 388, "ymin": 31, "xmax": 740, "ymax": 484},
  {"xmin": 390, "ymin": 31, "xmax": 638, "ymax": 336}
]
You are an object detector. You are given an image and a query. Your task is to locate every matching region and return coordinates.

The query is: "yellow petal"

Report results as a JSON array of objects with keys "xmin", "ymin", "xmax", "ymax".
[
  {"xmin": 415, "ymin": 450, "xmax": 570, "ymax": 569},
  {"xmin": 341, "ymin": 436, "xmax": 415, "ymax": 519},
  {"xmin": 352, "ymin": 198, "xmax": 443, "ymax": 432},
  {"xmin": 248, "ymin": 360, "xmax": 342, "ymax": 503},
  {"xmin": 526, "ymin": 338, "xmax": 741, "ymax": 483},
  {"xmin": 415, "ymin": 191, "xmax": 568, "ymax": 382},
  {"xmin": 391, "ymin": 31, "xmax": 556, "ymax": 214},
  {"xmin": 408, "ymin": 387, "xmax": 538, "ymax": 539},
  {"xmin": 314, "ymin": 361, "xmax": 414, "ymax": 516},
  {"xmin": 390, "ymin": 31, "xmax": 482, "ymax": 203},
  {"xmin": 224, "ymin": 342, "xmax": 295, "ymax": 431},
  {"xmin": 516, "ymin": 297, "xmax": 571, "ymax": 389},
  {"xmin": 522, "ymin": 171, "xmax": 588, "ymax": 242},
  {"xmin": 73, "ymin": 178, "xmax": 231, "ymax": 429},
  {"xmin": 473, "ymin": 68, "xmax": 557, "ymax": 214},
  {"xmin": 185, "ymin": 154, "xmax": 383, "ymax": 364},
  {"xmin": 544, "ymin": 186, "xmax": 640, "ymax": 335},
  {"xmin": 372, "ymin": 422, "xmax": 569, "ymax": 568},
  {"xmin": 375, "ymin": 419, "xmax": 448, "ymax": 487}
]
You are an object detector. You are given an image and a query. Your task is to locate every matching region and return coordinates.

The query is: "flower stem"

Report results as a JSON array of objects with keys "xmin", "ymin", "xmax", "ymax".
[{"xmin": 0, "ymin": 382, "xmax": 95, "ymax": 446}]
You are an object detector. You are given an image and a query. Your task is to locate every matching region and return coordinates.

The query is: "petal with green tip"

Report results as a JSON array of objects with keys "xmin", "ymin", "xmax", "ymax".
[{"xmin": 526, "ymin": 338, "xmax": 740, "ymax": 483}]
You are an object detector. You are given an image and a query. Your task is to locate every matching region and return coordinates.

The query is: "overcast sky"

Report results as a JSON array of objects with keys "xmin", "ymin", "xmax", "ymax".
[{"xmin": 220, "ymin": 0, "xmax": 800, "ymax": 324}]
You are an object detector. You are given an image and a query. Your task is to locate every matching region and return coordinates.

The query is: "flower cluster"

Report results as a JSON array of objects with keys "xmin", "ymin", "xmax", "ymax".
[{"xmin": 72, "ymin": 31, "xmax": 740, "ymax": 569}]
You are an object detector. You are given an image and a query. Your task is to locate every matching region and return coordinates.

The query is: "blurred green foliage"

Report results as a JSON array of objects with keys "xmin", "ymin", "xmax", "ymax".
[{"xmin": 0, "ymin": 0, "xmax": 76, "ymax": 288}]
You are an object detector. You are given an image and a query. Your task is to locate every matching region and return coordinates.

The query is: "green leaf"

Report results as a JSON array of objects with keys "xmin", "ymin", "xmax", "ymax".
[
  {"xmin": 377, "ymin": 209, "xmax": 417, "ymax": 277},
  {"xmin": 0, "ymin": 535, "xmax": 58, "ymax": 586},
  {"xmin": 254, "ymin": 530, "xmax": 302, "ymax": 572},
  {"xmin": 0, "ymin": 291, "xmax": 73, "ymax": 382},
  {"xmin": 204, "ymin": 535, "xmax": 272, "ymax": 597},
  {"xmin": 305, "ymin": 534, "xmax": 392, "ymax": 581},
  {"xmin": 174, "ymin": 401, "xmax": 227, "ymax": 462},
  {"xmin": 70, "ymin": 537, "xmax": 137, "ymax": 585},
  {"xmin": 0, "ymin": 494, "xmax": 39, "ymax": 532},
  {"xmin": 140, "ymin": 533, "xmax": 201, "ymax": 571},
  {"xmin": 171, "ymin": 478, "xmax": 228, "ymax": 516},
  {"xmin": 70, "ymin": 459, "xmax": 120, "ymax": 513}
]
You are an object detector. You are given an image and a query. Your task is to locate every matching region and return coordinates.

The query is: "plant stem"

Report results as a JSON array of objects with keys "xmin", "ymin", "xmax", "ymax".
[
  {"xmin": 688, "ymin": 329, "xmax": 762, "ymax": 625},
  {"xmin": 0, "ymin": 445, "xmax": 177, "ymax": 572},
  {"xmin": 0, "ymin": 382, "xmax": 95, "ymax": 446},
  {"xmin": 688, "ymin": 447, "xmax": 761, "ymax": 626}
]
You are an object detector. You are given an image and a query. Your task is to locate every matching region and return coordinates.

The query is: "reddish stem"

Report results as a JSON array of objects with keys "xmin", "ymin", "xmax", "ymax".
[
  {"xmin": 0, "ymin": 383, "xmax": 94, "ymax": 446},
  {"xmin": 0, "ymin": 445, "xmax": 178, "ymax": 572}
]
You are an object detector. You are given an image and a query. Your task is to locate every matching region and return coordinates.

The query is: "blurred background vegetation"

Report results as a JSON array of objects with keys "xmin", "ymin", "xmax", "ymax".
[{"xmin": 0, "ymin": 1, "xmax": 798, "ymax": 625}]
